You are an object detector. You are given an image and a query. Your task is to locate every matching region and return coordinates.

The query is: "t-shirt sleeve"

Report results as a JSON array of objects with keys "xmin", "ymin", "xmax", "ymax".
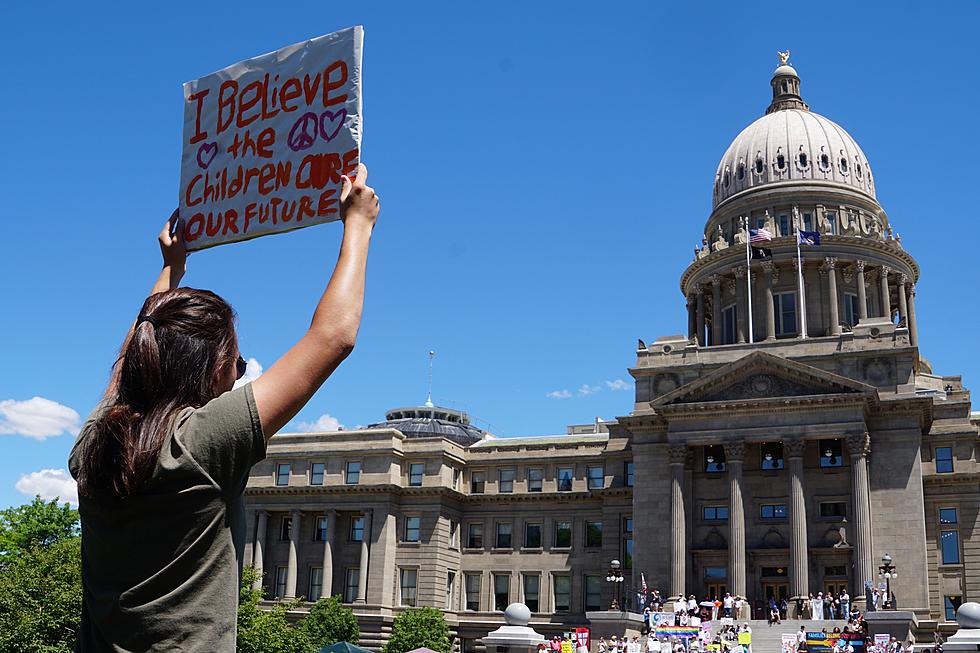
[{"xmin": 178, "ymin": 383, "xmax": 266, "ymax": 497}]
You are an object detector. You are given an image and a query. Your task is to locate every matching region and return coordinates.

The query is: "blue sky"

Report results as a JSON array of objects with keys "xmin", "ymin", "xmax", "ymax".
[{"xmin": 1, "ymin": 2, "xmax": 977, "ymax": 508}]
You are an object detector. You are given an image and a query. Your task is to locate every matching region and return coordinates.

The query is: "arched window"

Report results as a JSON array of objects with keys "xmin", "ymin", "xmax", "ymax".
[
  {"xmin": 755, "ymin": 156, "xmax": 765, "ymax": 175},
  {"xmin": 737, "ymin": 160, "xmax": 745, "ymax": 180},
  {"xmin": 838, "ymin": 152, "xmax": 849, "ymax": 176}
]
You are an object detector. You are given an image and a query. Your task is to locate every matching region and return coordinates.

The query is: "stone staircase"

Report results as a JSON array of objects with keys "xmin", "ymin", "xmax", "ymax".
[{"xmin": 704, "ymin": 619, "xmax": 848, "ymax": 652}]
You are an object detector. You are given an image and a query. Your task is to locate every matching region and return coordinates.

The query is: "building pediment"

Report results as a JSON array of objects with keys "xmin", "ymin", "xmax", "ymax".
[{"xmin": 652, "ymin": 351, "xmax": 876, "ymax": 407}]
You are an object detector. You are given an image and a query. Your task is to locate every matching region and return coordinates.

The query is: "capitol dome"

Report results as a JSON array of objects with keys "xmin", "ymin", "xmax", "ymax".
[{"xmin": 712, "ymin": 64, "xmax": 876, "ymax": 209}]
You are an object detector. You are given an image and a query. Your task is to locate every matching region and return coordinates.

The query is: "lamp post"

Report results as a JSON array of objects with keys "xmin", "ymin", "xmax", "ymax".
[
  {"xmin": 606, "ymin": 559, "xmax": 625, "ymax": 610},
  {"xmin": 877, "ymin": 553, "xmax": 897, "ymax": 610}
]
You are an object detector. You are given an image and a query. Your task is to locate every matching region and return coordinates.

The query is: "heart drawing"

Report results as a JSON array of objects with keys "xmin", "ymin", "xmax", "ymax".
[
  {"xmin": 319, "ymin": 109, "xmax": 348, "ymax": 143},
  {"xmin": 196, "ymin": 142, "xmax": 219, "ymax": 169}
]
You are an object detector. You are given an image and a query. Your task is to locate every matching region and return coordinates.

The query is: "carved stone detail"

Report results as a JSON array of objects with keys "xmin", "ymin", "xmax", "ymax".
[
  {"xmin": 846, "ymin": 432, "xmax": 870, "ymax": 457},
  {"xmin": 667, "ymin": 444, "xmax": 688, "ymax": 465},
  {"xmin": 723, "ymin": 440, "xmax": 746, "ymax": 463},
  {"xmin": 733, "ymin": 265, "xmax": 746, "ymax": 279},
  {"xmin": 783, "ymin": 438, "xmax": 807, "ymax": 459},
  {"xmin": 823, "ymin": 256, "xmax": 838, "ymax": 271}
]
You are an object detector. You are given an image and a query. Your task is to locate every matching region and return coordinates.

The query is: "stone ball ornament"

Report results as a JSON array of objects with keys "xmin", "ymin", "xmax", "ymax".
[
  {"xmin": 957, "ymin": 602, "xmax": 980, "ymax": 629},
  {"xmin": 504, "ymin": 602, "xmax": 532, "ymax": 626}
]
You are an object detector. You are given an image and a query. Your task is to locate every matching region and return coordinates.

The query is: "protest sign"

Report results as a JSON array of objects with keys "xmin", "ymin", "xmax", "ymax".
[
  {"xmin": 561, "ymin": 640, "xmax": 574, "ymax": 653},
  {"xmin": 178, "ymin": 26, "xmax": 364, "ymax": 250},
  {"xmin": 651, "ymin": 612, "xmax": 674, "ymax": 627},
  {"xmin": 873, "ymin": 634, "xmax": 889, "ymax": 653},
  {"xmin": 575, "ymin": 628, "xmax": 591, "ymax": 651},
  {"xmin": 781, "ymin": 634, "xmax": 797, "ymax": 653},
  {"xmin": 737, "ymin": 632, "xmax": 751, "ymax": 645}
]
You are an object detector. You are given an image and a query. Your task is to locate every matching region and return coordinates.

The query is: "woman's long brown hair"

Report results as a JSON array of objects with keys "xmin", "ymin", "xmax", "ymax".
[{"xmin": 77, "ymin": 288, "xmax": 238, "ymax": 498}]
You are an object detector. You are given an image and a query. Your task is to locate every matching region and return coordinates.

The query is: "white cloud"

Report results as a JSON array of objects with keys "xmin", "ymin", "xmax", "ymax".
[
  {"xmin": 577, "ymin": 384, "xmax": 601, "ymax": 396},
  {"xmin": 546, "ymin": 389, "xmax": 572, "ymax": 399},
  {"xmin": 234, "ymin": 357, "xmax": 264, "ymax": 389},
  {"xmin": 15, "ymin": 468, "xmax": 78, "ymax": 505},
  {"xmin": 0, "ymin": 397, "xmax": 81, "ymax": 440},
  {"xmin": 296, "ymin": 413, "xmax": 345, "ymax": 432},
  {"xmin": 606, "ymin": 379, "xmax": 631, "ymax": 391}
]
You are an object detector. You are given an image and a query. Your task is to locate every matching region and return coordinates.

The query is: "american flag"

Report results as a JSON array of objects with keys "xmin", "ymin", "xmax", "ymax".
[
  {"xmin": 749, "ymin": 227, "xmax": 773, "ymax": 243},
  {"xmin": 641, "ymin": 573, "xmax": 648, "ymax": 595}
]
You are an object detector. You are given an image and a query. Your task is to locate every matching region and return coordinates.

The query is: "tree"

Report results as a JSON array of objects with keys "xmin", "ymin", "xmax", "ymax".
[
  {"xmin": 237, "ymin": 566, "xmax": 313, "ymax": 653},
  {"xmin": 0, "ymin": 496, "xmax": 79, "ymax": 565},
  {"xmin": 382, "ymin": 607, "xmax": 451, "ymax": 653},
  {"xmin": 0, "ymin": 536, "xmax": 82, "ymax": 653},
  {"xmin": 302, "ymin": 594, "xmax": 360, "ymax": 649}
]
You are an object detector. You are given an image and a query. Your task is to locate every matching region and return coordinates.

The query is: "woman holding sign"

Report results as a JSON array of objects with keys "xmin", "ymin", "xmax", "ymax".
[{"xmin": 68, "ymin": 164, "xmax": 379, "ymax": 651}]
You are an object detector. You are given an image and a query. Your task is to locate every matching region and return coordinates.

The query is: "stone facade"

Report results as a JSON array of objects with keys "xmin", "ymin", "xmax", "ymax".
[{"xmin": 243, "ymin": 60, "xmax": 979, "ymax": 648}]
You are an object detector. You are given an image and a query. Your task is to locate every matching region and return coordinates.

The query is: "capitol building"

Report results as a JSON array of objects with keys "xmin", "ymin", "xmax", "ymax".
[{"xmin": 243, "ymin": 58, "xmax": 980, "ymax": 648}]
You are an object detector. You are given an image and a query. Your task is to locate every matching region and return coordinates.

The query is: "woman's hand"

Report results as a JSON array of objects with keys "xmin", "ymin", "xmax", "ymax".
[
  {"xmin": 340, "ymin": 163, "xmax": 380, "ymax": 231},
  {"xmin": 158, "ymin": 209, "xmax": 187, "ymax": 273}
]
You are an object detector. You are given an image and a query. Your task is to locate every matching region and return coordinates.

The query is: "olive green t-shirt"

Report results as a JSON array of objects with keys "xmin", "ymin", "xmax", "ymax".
[{"xmin": 67, "ymin": 383, "xmax": 266, "ymax": 652}]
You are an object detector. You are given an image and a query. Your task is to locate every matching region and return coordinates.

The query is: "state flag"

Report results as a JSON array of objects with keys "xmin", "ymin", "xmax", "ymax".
[{"xmin": 798, "ymin": 230, "xmax": 821, "ymax": 246}]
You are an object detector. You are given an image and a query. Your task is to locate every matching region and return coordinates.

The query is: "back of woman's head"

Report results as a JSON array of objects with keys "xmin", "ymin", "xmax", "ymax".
[{"xmin": 78, "ymin": 287, "xmax": 237, "ymax": 498}]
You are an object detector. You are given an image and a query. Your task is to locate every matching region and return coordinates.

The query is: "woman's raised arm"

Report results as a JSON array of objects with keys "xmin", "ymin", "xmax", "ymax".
[{"xmin": 251, "ymin": 163, "xmax": 379, "ymax": 439}]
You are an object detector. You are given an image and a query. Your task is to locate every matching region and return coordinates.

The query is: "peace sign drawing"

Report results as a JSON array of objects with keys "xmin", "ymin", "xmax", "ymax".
[{"xmin": 288, "ymin": 112, "xmax": 320, "ymax": 152}]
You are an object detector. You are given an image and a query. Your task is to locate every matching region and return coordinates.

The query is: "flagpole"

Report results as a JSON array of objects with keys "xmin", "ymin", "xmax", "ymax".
[
  {"xmin": 744, "ymin": 216, "xmax": 754, "ymax": 344},
  {"xmin": 794, "ymin": 210, "xmax": 808, "ymax": 338}
]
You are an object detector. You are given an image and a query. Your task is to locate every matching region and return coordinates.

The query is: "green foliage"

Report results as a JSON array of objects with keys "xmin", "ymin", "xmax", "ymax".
[
  {"xmin": 382, "ymin": 606, "xmax": 451, "ymax": 653},
  {"xmin": 302, "ymin": 594, "xmax": 360, "ymax": 649},
  {"xmin": 0, "ymin": 496, "xmax": 79, "ymax": 565},
  {"xmin": 0, "ymin": 536, "xmax": 82, "ymax": 653}
]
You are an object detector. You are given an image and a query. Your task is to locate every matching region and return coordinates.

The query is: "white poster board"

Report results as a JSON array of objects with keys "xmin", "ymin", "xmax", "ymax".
[{"xmin": 178, "ymin": 26, "xmax": 363, "ymax": 250}]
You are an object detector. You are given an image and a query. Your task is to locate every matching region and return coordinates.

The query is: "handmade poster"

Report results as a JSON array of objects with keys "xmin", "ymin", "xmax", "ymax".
[
  {"xmin": 781, "ymin": 633, "xmax": 798, "ymax": 653},
  {"xmin": 873, "ymin": 634, "xmax": 889, "ymax": 652},
  {"xmin": 651, "ymin": 612, "xmax": 674, "ymax": 627},
  {"xmin": 737, "ymin": 632, "xmax": 751, "ymax": 645},
  {"xmin": 561, "ymin": 640, "xmax": 574, "ymax": 653},
  {"xmin": 574, "ymin": 628, "xmax": 591, "ymax": 651},
  {"xmin": 178, "ymin": 26, "xmax": 364, "ymax": 250}
]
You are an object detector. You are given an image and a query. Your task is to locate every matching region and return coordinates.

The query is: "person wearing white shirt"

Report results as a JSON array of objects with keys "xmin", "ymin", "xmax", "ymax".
[
  {"xmin": 687, "ymin": 595, "xmax": 697, "ymax": 615},
  {"xmin": 723, "ymin": 593, "xmax": 734, "ymax": 618}
]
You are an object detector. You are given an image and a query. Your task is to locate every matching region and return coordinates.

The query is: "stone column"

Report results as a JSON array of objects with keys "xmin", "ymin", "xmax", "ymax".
[
  {"xmin": 321, "ymin": 510, "xmax": 335, "ymax": 600},
  {"xmin": 847, "ymin": 433, "xmax": 874, "ymax": 599},
  {"xmin": 252, "ymin": 510, "xmax": 268, "ymax": 591},
  {"xmin": 824, "ymin": 257, "xmax": 841, "ymax": 336},
  {"xmin": 763, "ymin": 262, "xmax": 776, "ymax": 340},
  {"xmin": 879, "ymin": 265, "xmax": 891, "ymax": 318},
  {"xmin": 734, "ymin": 266, "xmax": 747, "ymax": 343},
  {"xmin": 695, "ymin": 284, "xmax": 706, "ymax": 346},
  {"xmin": 687, "ymin": 294, "xmax": 697, "ymax": 341},
  {"xmin": 855, "ymin": 261, "xmax": 868, "ymax": 322},
  {"xmin": 785, "ymin": 439, "xmax": 809, "ymax": 604},
  {"xmin": 286, "ymin": 509, "xmax": 300, "ymax": 599},
  {"xmin": 793, "ymin": 258, "xmax": 806, "ymax": 338},
  {"xmin": 907, "ymin": 284, "xmax": 919, "ymax": 347},
  {"xmin": 355, "ymin": 509, "xmax": 372, "ymax": 603},
  {"xmin": 725, "ymin": 441, "xmax": 747, "ymax": 598},
  {"xmin": 711, "ymin": 275, "xmax": 723, "ymax": 346},
  {"xmin": 668, "ymin": 445, "xmax": 687, "ymax": 599},
  {"xmin": 897, "ymin": 274, "xmax": 909, "ymax": 327}
]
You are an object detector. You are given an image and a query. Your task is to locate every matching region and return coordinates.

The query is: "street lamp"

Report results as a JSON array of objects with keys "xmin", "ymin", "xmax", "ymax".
[
  {"xmin": 606, "ymin": 559, "xmax": 625, "ymax": 610},
  {"xmin": 878, "ymin": 553, "xmax": 897, "ymax": 610}
]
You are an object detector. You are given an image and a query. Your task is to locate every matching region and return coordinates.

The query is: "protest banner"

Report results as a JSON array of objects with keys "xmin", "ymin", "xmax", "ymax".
[
  {"xmin": 654, "ymin": 626, "xmax": 699, "ymax": 639},
  {"xmin": 575, "ymin": 628, "xmax": 591, "ymax": 651},
  {"xmin": 561, "ymin": 640, "xmax": 574, "ymax": 653},
  {"xmin": 651, "ymin": 612, "xmax": 674, "ymax": 627},
  {"xmin": 737, "ymin": 632, "xmax": 751, "ymax": 645},
  {"xmin": 781, "ymin": 633, "xmax": 797, "ymax": 653},
  {"xmin": 178, "ymin": 26, "xmax": 364, "ymax": 250},
  {"xmin": 873, "ymin": 634, "xmax": 889, "ymax": 653},
  {"xmin": 720, "ymin": 617, "xmax": 734, "ymax": 626}
]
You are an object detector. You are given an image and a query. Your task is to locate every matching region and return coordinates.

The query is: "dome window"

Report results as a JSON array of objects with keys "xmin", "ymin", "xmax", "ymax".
[
  {"xmin": 723, "ymin": 166, "xmax": 731, "ymax": 188},
  {"xmin": 838, "ymin": 151, "xmax": 849, "ymax": 176},
  {"xmin": 796, "ymin": 147, "xmax": 810, "ymax": 172},
  {"xmin": 855, "ymin": 158, "xmax": 863, "ymax": 181},
  {"xmin": 819, "ymin": 150, "xmax": 831, "ymax": 172},
  {"xmin": 755, "ymin": 155, "xmax": 765, "ymax": 176},
  {"xmin": 775, "ymin": 153, "xmax": 786, "ymax": 172},
  {"xmin": 737, "ymin": 160, "xmax": 745, "ymax": 180}
]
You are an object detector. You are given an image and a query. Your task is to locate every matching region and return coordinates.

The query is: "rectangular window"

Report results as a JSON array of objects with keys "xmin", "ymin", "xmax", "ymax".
[
  {"xmin": 279, "ymin": 516, "xmax": 291, "ymax": 541},
  {"xmin": 524, "ymin": 522, "xmax": 542, "ymax": 549},
  {"xmin": 826, "ymin": 211, "xmax": 838, "ymax": 235},
  {"xmin": 945, "ymin": 595, "xmax": 962, "ymax": 621},
  {"xmin": 587, "ymin": 466, "xmax": 604, "ymax": 490},
  {"xmin": 585, "ymin": 521, "xmax": 603, "ymax": 548},
  {"xmin": 309, "ymin": 566, "xmax": 323, "ymax": 600},
  {"xmin": 523, "ymin": 573, "xmax": 540, "ymax": 612},
  {"xmin": 761, "ymin": 442, "xmax": 785, "ymax": 470},
  {"xmin": 825, "ymin": 565, "xmax": 847, "ymax": 578},
  {"xmin": 465, "ymin": 573, "xmax": 481, "ymax": 611},
  {"xmin": 553, "ymin": 575, "xmax": 571, "ymax": 612},
  {"xmin": 756, "ymin": 216, "xmax": 766, "ymax": 229},
  {"xmin": 941, "ymin": 508, "xmax": 960, "ymax": 564},
  {"xmin": 557, "ymin": 467, "xmax": 573, "ymax": 492},
  {"xmin": 723, "ymin": 304, "xmax": 737, "ymax": 345},
  {"xmin": 404, "ymin": 516, "xmax": 421, "ymax": 542},
  {"xmin": 344, "ymin": 568, "xmax": 359, "ymax": 603},
  {"xmin": 350, "ymin": 516, "xmax": 364, "ymax": 542},
  {"xmin": 803, "ymin": 212, "xmax": 813, "ymax": 232},
  {"xmin": 844, "ymin": 293, "xmax": 860, "ymax": 327},
  {"xmin": 409, "ymin": 462, "xmax": 424, "ymax": 486},
  {"xmin": 495, "ymin": 522, "xmax": 513, "ymax": 549},
  {"xmin": 449, "ymin": 520, "xmax": 459, "ymax": 549},
  {"xmin": 761, "ymin": 504, "xmax": 787, "ymax": 519},
  {"xmin": 493, "ymin": 573, "xmax": 510, "ymax": 611},
  {"xmin": 704, "ymin": 445, "xmax": 727, "ymax": 473},
  {"xmin": 345, "ymin": 461, "xmax": 361, "ymax": 485},
  {"xmin": 554, "ymin": 521, "xmax": 572, "ymax": 548},
  {"xmin": 453, "ymin": 468, "xmax": 461, "ymax": 491},
  {"xmin": 779, "ymin": 213, "xmax": 790, "ymax": 236},
  {"xmin": 774, "ymin": 292, "xmax": 798, "ymax": 336},
  {"xmin": 446, "ymin": 572, "xmax": 456, "ymax": 610},
  {"xmin": 527, "ymin": 467, "xmax": 544, "ymax": 492},
  {"xmin": 703, "ymin": 505, "xmax": 729, "ymax": 521},
  {"xmin": 471, "ymin": 471, "xmax": 486, "ymax": 494},
  {"xmin": 584, "ymin": 575, "xmax": 602, "ymax": 612},
  {"xmin": 819, "ymin": 439, "xmax": 844, "ymax": 467},
  {"xmin": 624, "ymin": 518, "xmax": 633, "ymax": 569},
  {"xmin": 310, "ymin": 462, "xmax": 325, "ymax": 485},
  {"xmin": 936, "ymin": 447, "xmax": 954, "ymax": 474},
  {"xmin": 819, "ymin": 502, "xmax": 847, "ymax": 518},
  {"xmin": 314, "ymin": 516, "xmax": 328, "ymax": 542},
  {"xmin": 499, "ymin": 468, "xmax": 515, "ymax": 493},
  {"xmin": 400, "ymin": 568, "xmax": 418, "ymax": 606},
  {"xmin": 624, "ymin": 462, "xmax": 634, "ymax": 487},
  {"xmin": 467, "ymin": 523, "xmax": 484, "ymax": 549},
  {"xmin": 276, "ymin": 463, "xmax": 290, "ymax": 486},
  {"xmin": 704, "ymin": 566, "xmax": 727, "ymax": 579},
  {"xmin": 275, "ymin": 566, "xmax": 288, "ymax": 597}
]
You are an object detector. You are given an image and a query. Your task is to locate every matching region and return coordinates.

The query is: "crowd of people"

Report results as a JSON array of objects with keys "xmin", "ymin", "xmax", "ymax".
[{"xmin": 635, "ymin": 589, "xmax": 856, "ymax": 625}]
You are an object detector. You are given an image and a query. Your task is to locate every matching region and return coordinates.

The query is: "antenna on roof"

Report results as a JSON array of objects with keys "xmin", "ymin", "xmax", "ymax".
[{"xmin": 424, "ymin": 350, "xmax": 435, "ymax": 408}]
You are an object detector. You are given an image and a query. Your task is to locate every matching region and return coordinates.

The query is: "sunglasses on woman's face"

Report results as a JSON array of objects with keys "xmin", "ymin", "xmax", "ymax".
[{"xmin": 236, "ymin": 355, "xmax": 248, "ymax": 380}]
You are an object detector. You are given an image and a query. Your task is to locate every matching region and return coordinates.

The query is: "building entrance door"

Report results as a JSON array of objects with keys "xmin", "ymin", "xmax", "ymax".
[
  {"xmin": 706, "ymin": 582, "xmax": 727, "ymax": 601},
  {"xmin": 761, "ymin": 582, "xmax": 789, "ymax": 604}
]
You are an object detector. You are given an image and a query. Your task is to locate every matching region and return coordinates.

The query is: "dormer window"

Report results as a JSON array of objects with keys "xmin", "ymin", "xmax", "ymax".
[
  {"xmin": 736, "ymin": 160, "xmax": 745, "ymax": 180},
  {"xmin": 838, "ymin": 151, "xmax": 849, "ymax": 176},
  {"xmin": 796, "ymin": 148, "xmax": 809, "ymax": 171},
  {"xmin": 775, "ymin": 151, "xmax": 786, "ymax": 172},
  {"xmin": 855, "ymin": 159, "xmax": 863, "ymax": 181},
  {"xmin": 755, "ymin": 156, "xmax": 765, "ymax": 176}
]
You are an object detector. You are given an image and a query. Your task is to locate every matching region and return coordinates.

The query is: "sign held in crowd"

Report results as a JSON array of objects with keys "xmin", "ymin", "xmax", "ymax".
[{"xmin": 178, "ymin": 26, "xmax": 364, "ymax": 250}]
